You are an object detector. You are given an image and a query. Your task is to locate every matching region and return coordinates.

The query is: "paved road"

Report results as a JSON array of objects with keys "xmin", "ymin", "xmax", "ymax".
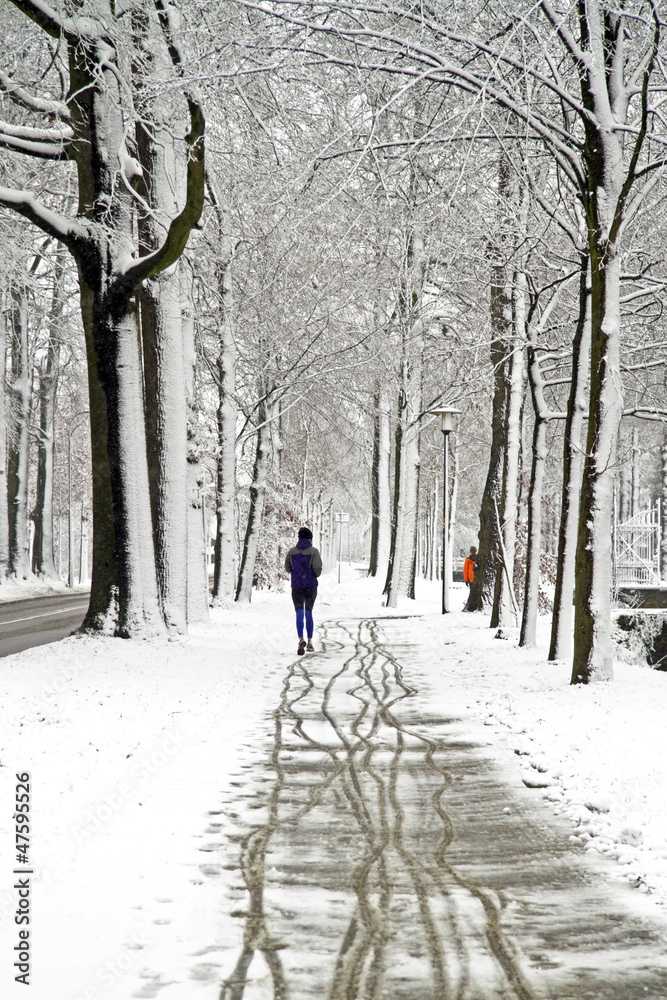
[
  {"xmin": 0, "ymin": 591, "xmax": 89, "ymax": 657},
  {"xmin": 219, "ymin": 617, "xmax": 667, "ymax": 1000}
]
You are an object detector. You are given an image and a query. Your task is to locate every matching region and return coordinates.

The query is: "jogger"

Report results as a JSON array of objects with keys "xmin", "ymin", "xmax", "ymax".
[{"xmin": 285, "ymin": 527, "xmax": 322, "ymax": 654}]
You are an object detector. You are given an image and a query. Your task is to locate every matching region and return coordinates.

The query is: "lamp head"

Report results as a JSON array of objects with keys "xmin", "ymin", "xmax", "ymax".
[{"xmin": 430, "ymin": 406, "xmax": 461, "ymax": 433}]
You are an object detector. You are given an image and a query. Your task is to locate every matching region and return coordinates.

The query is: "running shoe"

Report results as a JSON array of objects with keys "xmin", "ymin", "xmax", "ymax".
[
  {"xmin": 306, "ymin": 640, "xmax": 315, "ymax": 652},
  {"xmin": 297, "ymin": 639, "xmax": 306, "ymax": 656}
]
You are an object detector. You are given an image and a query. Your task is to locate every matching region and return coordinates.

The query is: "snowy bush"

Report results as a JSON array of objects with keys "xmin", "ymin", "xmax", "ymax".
[{"xmin": 612, "ymin": 613, "xmax": 667, "ymax": 670}]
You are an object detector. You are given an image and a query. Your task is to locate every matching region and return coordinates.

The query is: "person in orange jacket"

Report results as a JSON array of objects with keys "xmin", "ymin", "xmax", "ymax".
[{"xmin": 463, "ymin": 546, "xmax": 478, "ymax": 587}]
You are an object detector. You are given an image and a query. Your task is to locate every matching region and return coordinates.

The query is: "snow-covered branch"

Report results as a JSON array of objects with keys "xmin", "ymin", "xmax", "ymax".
[
  {"xmin": 0, "ymin": 70, "xmax": 70, "ymax": 119},
  {"xmin": 0, "ymin": 117, "xmax": 73, "ymax": 159},
  {"xmin": 0, "ymin": 187, "xmax": 85, "ymax": 246},
  {"xmin": 0, "ymin": 131, "xmax": 69, "ymax": 159},
  {"xmin": 121, "ymin": 1, "xmax": 205, "ymax": 286},
  {"xmin": 7, "ymin": 0, "xmax": 78, "ymax": 40},
  {"xmin": 623, "ymin": 407, "xmax": 667, "ymax": 420}
]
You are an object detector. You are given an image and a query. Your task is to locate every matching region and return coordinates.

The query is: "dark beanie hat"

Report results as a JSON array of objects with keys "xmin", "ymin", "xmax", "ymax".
[{"xmin": 298, "ymin": 526, "xmax": 313, "ymax": 540}]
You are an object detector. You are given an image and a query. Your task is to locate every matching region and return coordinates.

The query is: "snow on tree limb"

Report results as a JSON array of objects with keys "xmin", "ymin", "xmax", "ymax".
[
  {"xmin": 236, "ymin": 1, "xmax": 589, "ymax": 184},
  {"xmin": 0, "ymin": 118, "xmax": 73, "ymax": 160},
  {"xmin": 0, "ymin": 187, "xmax": 85, "ymax": 246},
  {"xmin": 122, "ymin": 0, "xmax": 205, "ymax": 286},
  {"xmin": 122, "ymin": 119, "xmax": 204, "ymax": 281},
  {"xmin": 0, "ymin": 131, "xmax": 69, "ymax": 159},
  {"xmin": 0, "ymin": 120, "xmax": 73, "ymax": 143},
  {"xmin": 6, "ymin": 0, "xmax": 79, "ymax": 40},
  {"xmin": 0, "ymin": 70, "xmax": 71, "ymax": 119}
]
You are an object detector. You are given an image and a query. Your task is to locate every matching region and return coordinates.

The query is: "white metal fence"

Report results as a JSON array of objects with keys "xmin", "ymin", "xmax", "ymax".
[{"xmin": 613, "ymin": 501, "xmax": 661, "ymax": 587}]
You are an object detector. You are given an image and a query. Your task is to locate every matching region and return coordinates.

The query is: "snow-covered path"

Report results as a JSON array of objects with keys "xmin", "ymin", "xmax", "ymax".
[
  {"xmin": 219, "ymin": 615, "xmax": 667, "ymax": 1000},
  {"xmin": 2, "ymin": 570, "xmax": 667, "ymax": 999}
]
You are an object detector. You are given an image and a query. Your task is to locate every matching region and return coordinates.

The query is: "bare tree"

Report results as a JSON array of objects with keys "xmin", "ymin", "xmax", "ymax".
[
  {"xmin": 32, "ymin": 252, "xmax": 64, "ymax": 579},
  {"xmin": 0, "ymin": 0, "xmax": 204, "ymax": 635},
  {"xmin": 254, "ymin": 0, "xmax": 666, "ymax": 680}
]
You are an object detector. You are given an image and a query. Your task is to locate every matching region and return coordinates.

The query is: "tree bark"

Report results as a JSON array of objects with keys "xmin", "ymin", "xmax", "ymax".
[
  {"xmin": 519, "ymin": 347, "xmax": 548, "ymax": 647},
  {"xmin": 631, "ymin": 428, "xmax": 640, "ymax": 516},
  {"xmin": 572, "ymin": 250, "xmax": 622, "ymax": 682},
  {"xmin": 7, "ymin": 288, "xmax": 31, "ymax": 579},
  {"xmin": 619, "ymin": 461, "xmax": 631, "ymax": 523},
  {"xmin": 466, "ymin": 162, "xmax": 513, "ymax": 612},
  {"xmin": 0, "ymin": 302, "xmax": 9, "ymax": 579},
  {"xmin": 136, "ymin": 87, "xmax": 190, "ymax": 632},
  {"xmin": 490, "ymin": 286, "xmax": 524, "ymax": 628},
  {"xmin": 78, "ymin": 274, "xmax": 118, "ymax": 631},
  {"xmin": 369, "ymin": 387, "xmax": 391, "ymax": 579},
  {"xmin": 569, "ymin": 4, "xmax": 656, "ymax": 684},
  {"xmin": 661, "ymin": 429, "xmax": 667, "ymax": 579},
  {"xmin": 183, "ymin": 300, "xmax": 209, "ymax": 624},
  {"xmin": 236, "ymin": 398, "xmax": 272, "ymax": 604},
  {"xmin": 448, "ymin": 445, "xmax": 458, "ymax": 590},
  {"xmin": 384, "ymin": 415, "xmax": 402, "ymax": 601},
  {"xmin": 212, "ymin": 242, "xmax": 237, "ymax": 601},
  {"xmin": 549, "ymin": 259, "xmax": 590, "ymax": 661},
  {"xmin": 385, "ymin": 196, "xmax": 424, "ymax": 607},
  {"xmin": 33, "ymin": 259, "xmax": 63, "ymax": 579},
  {"xmin": 140, "ymin": 269, "xmax": 188, "ymax": 630},
  {"xmin": 96, "ymin": 303, "xmax": 163, "ymax": 636},
  {"xmin": 385, "ymin": 359, "xmax": 422, "ymax": 606}
]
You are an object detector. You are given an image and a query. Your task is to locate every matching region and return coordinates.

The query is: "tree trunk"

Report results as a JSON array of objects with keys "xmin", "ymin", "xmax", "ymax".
[
  {"xmin": 183, "ymin": 301, "xmax": 209, "ymax": 625},
  {"xmin": 466, "ymin": 185, "xmax": 512, "ymax": 612},
  {"xmin": 661, "ymin": 429, "xmax": 667, "ymax": 579},
  {"xmin": 78, "ymin": 275, "xmax": 119, "ymax": 631},
  {"xmin": 135, "ymin": 77, "xmax": 190, "ymax": 632},
  {"xmin": 369, "ymin": 387, "xmax": 391, "ymax": 579},
  {"xmin": 384, "ymin": 415, "xmax": 402, "ymax": 602},
  {"xmin": 489, "ymin": 168, "xmax": 528, "ymax": 623},
  {"xmin": 549, "ymin": 259, "xmax": 591, "ymax": 661},
  {"xmin": 404, "ymin": 451, "xmax": 421, "ymax": 599},
  {"xmin": 8, "ymin": 289, "xmax": 31, "ymax": 580},
  {"xmin": 572, "ymin": 248, "xmax": 622, "ymax": 683},
  {"xmin": 631, "ymin": 428, "xmax": 640, "ymax": 516},
  {"xmin": 448, "ymin": 445, "xmax": 458, "ymax": 590},
  {"xmin": 140, "ymin": 269, "xmax": 188, "ymax": 630},
  {"xmin": 491, "ymin": 277, "xmax": 524, "ymax": 628},
  {"xmin": 33, "ymin": 260, "xmax": 63, "ymax": 579},
  {"xmin": 430, "ymin": 476, "xmax": 438, "ymax": 581},
  {"xmin": 236, "ymin": 398, "xmax": 272, "ymax": 604},
  {"xmin": 519, "ymin": 358, "xmax": 547, "ymax": 647},
  {"xmin": 0, "ymin": 302, "xmax": 9, "ymax": 579},
  {"xmin": 74, "ymin": 30, "xmax": 163, "ymax": 635},
  {"xmin": 212, "ymin": 259, "xmax": 237, "ymax": 601},
  {"xmin": 95, "ymin": 303, "xmax": 163, "ymax": 637},
  {"xmin": 385, "ymin": 370, "xmax": 422, "ymax": 606},
  {"xmin": 79, "ymin": 506, "xmax": 89, "ymax": 584},
  {"xmin": 619, "ymin": 461, "xmax": 631, "ymax": 523},
  {"xmin": 204, "ymin": 177, "xmax": 238, "ymax": 603},
  {"xmin": 385, "ymin": 200, "xmax": 424, "ymax": 607}
]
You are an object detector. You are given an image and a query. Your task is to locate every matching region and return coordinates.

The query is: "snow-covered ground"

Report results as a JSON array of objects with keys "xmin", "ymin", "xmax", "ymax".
[
  {"xmin": 0, "ymin": 576, "xmax": 88, "ymax": 603},
  {"xmin": 1, "ymin": 565, "xmax": 666, "ymax": 1000}
]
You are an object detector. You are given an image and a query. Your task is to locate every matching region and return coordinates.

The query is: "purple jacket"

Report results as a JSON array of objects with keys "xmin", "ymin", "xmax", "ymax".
[{"xmin": 285, "ymin": 539, "xmax": 322, "ymax": 589}]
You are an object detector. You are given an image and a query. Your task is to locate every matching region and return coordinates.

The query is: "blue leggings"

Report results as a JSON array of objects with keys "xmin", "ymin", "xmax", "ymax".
[
  {"xmin": 292, "ymin": 587, "xmax": 317, "ymax": 639},
  {"xmin": 296, "ymin": 608, "xmax": 314, "ymax": 639}
]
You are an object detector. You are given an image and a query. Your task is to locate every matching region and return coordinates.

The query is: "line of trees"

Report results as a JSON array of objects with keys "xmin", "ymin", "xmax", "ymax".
[
  {"xmin": 2, "ymin": 1, "xmax": 667, "ymax": 686},
  {"xmin": 240, "ymin": 0, "xmax": 667, "ymax": 684}
]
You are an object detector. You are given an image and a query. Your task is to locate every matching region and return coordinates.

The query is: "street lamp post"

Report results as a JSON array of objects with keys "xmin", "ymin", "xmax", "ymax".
[
  {"xmin": 431, "ymin": 408, "xmax": 461, "ymax": 614},
  {"xmin": 67, "ymin": 410, "xmax": 89, "ymax": 588},
  {"xmin": 334, "ymin": 511, "xmax": 349, "ymax": 583}
]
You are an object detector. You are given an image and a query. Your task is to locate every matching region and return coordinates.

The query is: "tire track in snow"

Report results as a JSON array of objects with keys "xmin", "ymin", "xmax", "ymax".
[
  {"xmin": 220, "ymin": 617, "xmax": 534, "ymax": 1000},
  {"xmin": 219, "ymin": 617, "xmax": 667, "ymax": 1000}
]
